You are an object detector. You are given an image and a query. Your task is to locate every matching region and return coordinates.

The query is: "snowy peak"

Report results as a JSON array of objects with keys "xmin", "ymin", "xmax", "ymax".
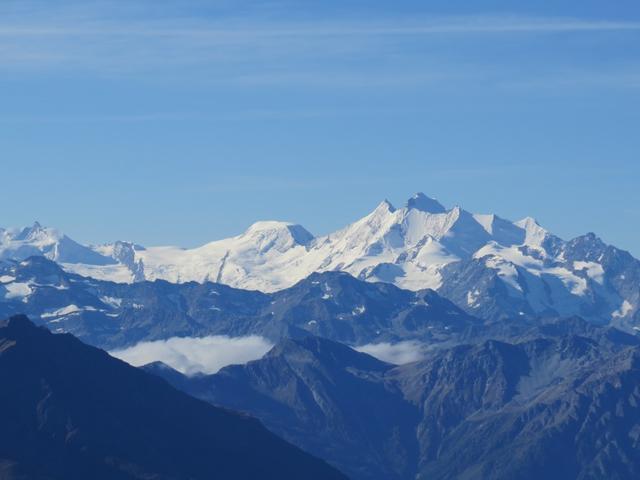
[
  {"xmin": 438, "ymin": 207, "xmax": 493, "ymax": 257},
  {"xmin": 406, "ymin": 192, "xmax": 446, "ymax": 213},
  {"xmin": 242, "ymin": 221, "xmax": 314, "ymax": 249},
  {"xmin": 514, "ymin": 217, "xmax": 549, "ymax": 246},
  {"xmin": 373, "ymin": 199, "xmax": 396, "ymax": 214},
  {"xmin": 0, "ymin": 222, "xmax": 115, "ymax": 267},
  {"xmin": 473, "ymin": 214, "xmax": 526, "ymax": 246},
  {"xmin": 5, "ymin": 221, "xmax": 62, "ymax": 244},
  {"xmin": 244, "ymin": 221, "xmax": 313, "ymax": 244}
]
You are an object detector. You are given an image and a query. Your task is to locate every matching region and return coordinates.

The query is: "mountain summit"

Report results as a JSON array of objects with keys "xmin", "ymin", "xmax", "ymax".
[
  {"xmin": 0, "ymin": 222, "xmax": 114, "ymax": 266},
  {"xmin": 406, "ymin": 192, "xmax": 446, "ymax": 213}
]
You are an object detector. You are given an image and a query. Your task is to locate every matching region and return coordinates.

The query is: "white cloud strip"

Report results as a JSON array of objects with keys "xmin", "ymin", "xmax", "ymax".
[
  {"xmin": 110, "ymin": 335, "xmax": 274, "ymax": 376},
  {"xmin": 1, "ymin": 7, "xmax": 638, "ymax": 87},
  {"xmin": 1, "ymin": 18, "xmax": 640, "ymax": 38},
  {"xmin": 355, "ymin": 340, "xmax": 428, "ymax": 365}
]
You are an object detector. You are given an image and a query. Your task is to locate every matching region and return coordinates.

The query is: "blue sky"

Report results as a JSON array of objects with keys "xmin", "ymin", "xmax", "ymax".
[{"xmin": 2, "ymin": 0, "xmax": 639, "ymax": 255}]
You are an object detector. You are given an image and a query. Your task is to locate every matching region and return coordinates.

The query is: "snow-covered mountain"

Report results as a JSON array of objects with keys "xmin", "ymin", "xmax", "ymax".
[
  {"xmin": 3, "ymin": 193, "xmax": 638, "ymax": 326},
  {"xmin": 0, "ymin": 256, "xmax": 477, "ymax": 349},
  {"xmin": 0, "ymin": 222, "xmax": 113, "ymax": 266},
  {"xmin": 93, "ymin": 194, "xmax": 522, "ymax": 291}
]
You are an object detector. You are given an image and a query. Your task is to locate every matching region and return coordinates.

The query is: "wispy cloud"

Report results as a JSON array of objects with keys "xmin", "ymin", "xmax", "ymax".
[
  {"xmin": 1, "ymin": 2, "xmax": 639, "ymax": 93},
  {"xmin": 0, "ymin": 112, "xmax": 190, "ymax": 123},
  {"xmin": 355, "ymin": 340, "xmax": 428, "ymax": 365},
  {"xmin": 2, "ymin": 16, "xmax": 640, "ymax": 38},
  {"xmin": 501, "ymin": 70, "xmax": 640, "ymax": 90},
  {"xmin": 110, "ymin": 335, "xmax": 273, "ymax": 375},
  {"xmin": 1, "ymin": 2, "xmax": 639, "ymax": 70}
]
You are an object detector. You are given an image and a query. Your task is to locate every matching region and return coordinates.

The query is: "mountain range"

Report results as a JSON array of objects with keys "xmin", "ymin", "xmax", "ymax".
[
  {"xmin": 0, "ymin": 256, "xmax": 480, "ymax": 350},
  {"xmin": 2, "ymin": 192, "xmax": 640, "ymax": 480},
  {"xmin": 146, "ymin": 320, "xmax": 640, "ymax": 480},
  {"xmin": 2, "ymin": 193, "xmax": 638, "ymax": 328}
]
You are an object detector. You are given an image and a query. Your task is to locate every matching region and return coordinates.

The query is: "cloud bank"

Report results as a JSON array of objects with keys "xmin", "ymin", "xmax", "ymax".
[
  {"xmin": 110, "ymin": 335, "xmax": 274, "ymax": 375},
  {"xmin": 355, "ymin": 340, "xmax": 427, "ymax": 365}
]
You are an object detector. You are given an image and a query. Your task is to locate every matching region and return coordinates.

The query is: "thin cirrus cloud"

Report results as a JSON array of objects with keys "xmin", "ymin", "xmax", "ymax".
[
  {"xmin": 500, "ymin": 70, "xmax": 640, "ymax": 90},
  {"xmin": 2, "ymin": 3, "xmax": 639, "ymax": 99},
  {"xmin": 110, "ymin": 335, "xmax": 274, "ymax": 376},
  {"xmin": 2, "ymin": 15, "xmax": 640, "ymax": 38},
  {"xmin": 1, "ymin": 6, "xmax": 640, "ymax": 75}
]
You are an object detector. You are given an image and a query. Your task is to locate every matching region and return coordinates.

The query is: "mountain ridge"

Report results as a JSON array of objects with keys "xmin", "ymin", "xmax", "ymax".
[{"xmin": 2, "ymin": 192, "xmax": 638, "ymax": 325}]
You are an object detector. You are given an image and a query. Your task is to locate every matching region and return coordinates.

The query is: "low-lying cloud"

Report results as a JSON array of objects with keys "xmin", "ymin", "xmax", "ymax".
[
  {"xmin": 355, "ymin": 340, "xmax": 427, "ymax": 365},
  {"xmin": 110, "ymin": 335, "xmax": 274, "ymax": 376}
]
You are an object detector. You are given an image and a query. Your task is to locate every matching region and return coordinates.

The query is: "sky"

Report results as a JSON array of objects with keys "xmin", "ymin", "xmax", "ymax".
[{"xmin": 1, "ymin": 0, "xmax": 639, "ymax": 255}]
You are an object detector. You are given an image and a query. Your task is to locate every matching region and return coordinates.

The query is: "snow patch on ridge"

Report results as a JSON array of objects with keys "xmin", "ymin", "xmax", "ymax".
[
  {"xmin": 612, "ymin": 300, "xmax": 633, "ymax": 319},
  {"xmin": 41, "ymin": 304, "xmax": 98, "ymax": 319},
  {"xmin": 3, "ymin": 282, "xmax": 32, "ymax": 300},
  {"xmin": 573, "ymin": 261, "xmax": 605, "ymax": 285}
]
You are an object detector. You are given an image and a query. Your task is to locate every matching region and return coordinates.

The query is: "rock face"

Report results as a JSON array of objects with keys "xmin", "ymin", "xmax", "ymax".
[
  {"xmin": 0, "ymin": 257, "xmax": 480, "ymax": 350},
  {"xmin": 147, "ymin": 322, "xmax": 640, "ymax": 480},
  {"xmin": 0, "ymin": 315, "xmax": 347, "ymax": 480},
  {"xmin": 4, "ymin": 193, "xmax": 639, "ymax": 326}
]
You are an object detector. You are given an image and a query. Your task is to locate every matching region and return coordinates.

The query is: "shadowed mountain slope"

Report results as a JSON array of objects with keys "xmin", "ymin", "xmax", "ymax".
[{"xmin": 0, "ymin": 315, "xmax": 347, "ymax": 480}]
